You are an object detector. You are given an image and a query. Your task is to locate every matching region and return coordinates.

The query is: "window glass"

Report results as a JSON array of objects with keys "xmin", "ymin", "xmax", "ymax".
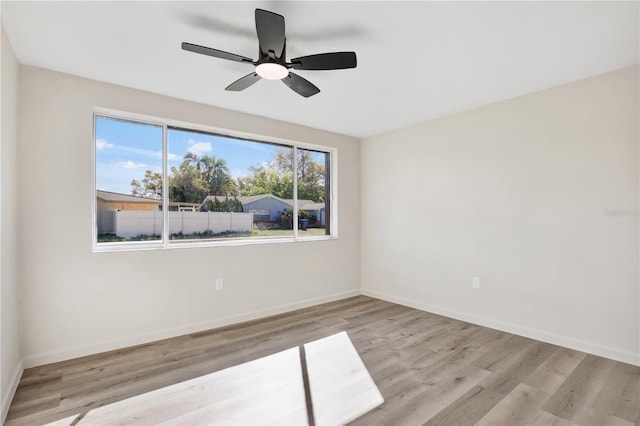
[
  {"xmin": 167, "ymin": 128, "xmax": 294, "ymax": 241},
  {"xmin": 95, "ymin": 116, "xmax": 163, "ymax": 243},
  {"xmin": 297, "ymin": 149, "xmax": 330, "ymax": 237},
  {"xmin": 94, "ymin": 113, "xmax": 333, "ymax": 249}
]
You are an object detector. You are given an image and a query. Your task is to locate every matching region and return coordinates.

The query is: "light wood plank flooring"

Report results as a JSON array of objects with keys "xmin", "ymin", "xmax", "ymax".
[{"xmin": 6, "ymin": 296, "xmax": 640, "ymax": 425}]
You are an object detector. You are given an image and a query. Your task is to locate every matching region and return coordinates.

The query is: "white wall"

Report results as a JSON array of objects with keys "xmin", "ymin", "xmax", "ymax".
[
  {"xmin": 1, "ymin": 23, "xmax": 23, "ymax": 422},
  {"xmin": 361, "ymin": 66, "xmax": 640, "ymax": 365},
  {"xmin": 18, "ymin": 66, "xmax": 360, "ymax": 367},
  {"xmin": 9, "ymin": 48, "xmax": 638, "ymax": 381}
]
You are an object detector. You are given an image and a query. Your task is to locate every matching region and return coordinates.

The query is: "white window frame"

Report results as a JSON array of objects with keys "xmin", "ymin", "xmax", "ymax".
[{"xmin": 92, "ymin": 108, "xmax": 338, "ymax": 252}]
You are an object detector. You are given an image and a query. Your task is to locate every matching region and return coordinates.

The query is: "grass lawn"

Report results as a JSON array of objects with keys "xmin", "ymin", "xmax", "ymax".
[
  {"xmin": 97, "ymin": 226, "xmax": 327, "ymax": 243},
  {"xmin": 251, "ymin": 227, "xmax": 327, "ymax": 237}
]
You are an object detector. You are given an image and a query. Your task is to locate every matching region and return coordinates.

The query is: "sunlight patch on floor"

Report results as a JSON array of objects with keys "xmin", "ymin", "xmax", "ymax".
[{"xmin": 46, "ymin": 331, "xmax": 383, "ymax": 425}]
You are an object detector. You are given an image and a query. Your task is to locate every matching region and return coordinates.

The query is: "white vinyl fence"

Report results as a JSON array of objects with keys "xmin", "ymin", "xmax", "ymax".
[{"xmin": 113, "ymin": 211, "xmax": 253, "ymax": 238}]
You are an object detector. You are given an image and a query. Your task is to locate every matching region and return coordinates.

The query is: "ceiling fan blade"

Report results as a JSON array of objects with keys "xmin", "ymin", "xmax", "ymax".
[
  {"xmin": 290, "ymin": 52, "xmax": 357, "ymax": 70},
  {"xmin": 182, "ymin": 42, "xmax": 254, "ymax": 64},
  {"xmin": 255, "ymin": 9, "xmax": 285, "ymax": 59},
  {"xmin": 225, "ymin": 72, "xmax": 262, "ymax": 91},
  {"xmin": 282, "ymin": 72, "xmax": 320, "ymax": 98}
]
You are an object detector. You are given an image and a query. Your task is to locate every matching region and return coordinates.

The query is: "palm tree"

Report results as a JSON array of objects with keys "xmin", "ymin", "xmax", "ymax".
[{"xmin": 198, "ymin": 155, "xmax": 232, "ymax": 195}]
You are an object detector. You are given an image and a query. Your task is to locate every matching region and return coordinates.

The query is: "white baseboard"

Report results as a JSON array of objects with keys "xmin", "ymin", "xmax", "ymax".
[
  {"xmin": 362, "ymin": 288, "xmax": 640, "ymax": 367},
  {"xmin": 23, "ymin": 287, "xmax": 638, "ymax": 369},
  {"xmin": 1, "ymin": 360, "xmax": 23, "ymax": 424},
  {"xmin": 23, "ymin": 289, "xmax": 361, "ymax": 368}
]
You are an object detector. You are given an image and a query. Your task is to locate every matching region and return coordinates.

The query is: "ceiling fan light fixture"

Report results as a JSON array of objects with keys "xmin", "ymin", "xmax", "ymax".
[{"xmin": 255, "ymin": 62, "xmax": 289, "ymax": 80}]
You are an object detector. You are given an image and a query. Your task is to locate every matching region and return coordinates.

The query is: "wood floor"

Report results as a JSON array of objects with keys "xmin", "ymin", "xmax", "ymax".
[{"xmin": 6, "ymin": 296, "xmax": 640, "ymax": 425}]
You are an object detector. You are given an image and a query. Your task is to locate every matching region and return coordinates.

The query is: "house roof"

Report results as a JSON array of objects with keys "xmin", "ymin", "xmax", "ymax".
[
  {"xmin": 201, "ymin": 194, "xmax": 324, "ymax": 210},
  {"xmin": 201, "ymin": 194, "xmax": 276, "ymax": 206},
  {"xmin": 283, "ymin": 199, "xmax": 314, "ymax": 208},
  {"xmin": 97, "ymin": 190, "xmax": 200, "ymax": 206},
  {"xmin": 96, "ymin": 190, "xmax": 161, "ymax": 204},
  {"xmin": 299, "ymin": 202, "xmax": 325, "ymax": 211}
]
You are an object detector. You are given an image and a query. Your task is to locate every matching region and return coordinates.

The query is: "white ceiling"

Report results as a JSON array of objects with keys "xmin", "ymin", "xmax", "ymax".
[{"xmin": 2, "ymin": 1, "xmax": 638, "ymax": 138}]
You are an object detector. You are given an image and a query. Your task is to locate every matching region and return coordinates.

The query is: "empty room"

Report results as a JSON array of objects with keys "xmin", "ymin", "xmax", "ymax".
[{"xmin": 1, "ymin": 1, "xmax": 638, "ymax": 425}]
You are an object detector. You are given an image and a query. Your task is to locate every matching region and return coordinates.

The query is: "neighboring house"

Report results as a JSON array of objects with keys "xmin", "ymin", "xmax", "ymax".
[
  {"xmin": 96, "ymin": 190, "xmax": 200, "ymax": 234},
  {"xmin": 241, "ymin": 194, "xmax": 292, "ymax": 222},
  {"xmin": 202, "ymin": 194, "xmax": 290, "ymax": 222},
  {"xmin": 281, "ymin": 199, "xmax": 325, "ymax": 226},
  {"xmin": 201, "ymin": 194, "xmax": 325, "ymax": 225},
  {"xmin": 97, "ymin": 190, "xmax": 161, "ymax": 234},
  {"xmin": 297, "ymin": 202, "xmax": 326, "ymax": 227}
]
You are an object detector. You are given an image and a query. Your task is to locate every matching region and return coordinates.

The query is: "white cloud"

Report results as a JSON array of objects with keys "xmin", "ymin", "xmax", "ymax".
[
  {"xmin": 114, "ymin": 146, "xmax": 163, "ymax": 163},
  {"xmin": 96, "ymin": 138, "xmax": 114, "ymax": 151},
  {"xmin": 187, "ymin": 139, "xmax": 212, "ymax": 156},
  {"xmin": 117, "ymin": 160, "xmax": 146, "ymax": 169},
  {"xmin": 152, "ymin": 151, "xmax": 178, "ymax": 161},
  {"xmin": 153, "ymin": 151, "xmax": 178, "ymax": 161}
]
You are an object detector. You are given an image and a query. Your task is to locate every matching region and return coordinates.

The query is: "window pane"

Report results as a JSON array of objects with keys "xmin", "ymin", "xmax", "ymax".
[
  {"xmin": 297, "ymin": 149, "xmax": 330, "ymax": 237},
  {"xmin": 95, "ymin": 116, "xmax": 163, "ymax": 243},
  {"xmin": 167, "ymin": 128, "xmax": 295, "ymax": 241}
]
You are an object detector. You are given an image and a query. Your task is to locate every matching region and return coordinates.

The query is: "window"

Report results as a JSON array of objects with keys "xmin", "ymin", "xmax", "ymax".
[
  {"xmin": 95, "ymin": 116, "xmax": 163, "ymax": 243},
  {"xmin": 297, "ymin": 149, "xmax": 330, "ymax": 237},
  {"xmin": 248, "ymin": 209, "xmax": 270, "ymax": 222},
  {"xmin": 94, "ymin": 111, "xmax": 334, "ymax": 250}
]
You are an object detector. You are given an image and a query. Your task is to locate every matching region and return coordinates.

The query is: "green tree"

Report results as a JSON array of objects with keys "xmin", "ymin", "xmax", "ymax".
[
  {"xmin": 159, "ymin": 153, "xmax": 237, "ymax": 204},
  {"xmin": 298, "ymin": 160, "xmax": 325, "ymax": 202},
  {"xmin": 237, "ymin": 166, "xmax": 293, "ymax": 199},
  {"xmin": 274, "ymin": 149, "xmax": 326, "ymax": 202},
  {"xmin": 168, "ymin": 159, "xmax": 208, "ymax": 204},
  {"xmin": 278, "ymin": 208, "xmax": 311, "ymax": 228},
  {"xmin": 130, "ymin": 170, "xmax": 163, "ymax": 199},
  {"xmin": 202, "ymin": 196, "xmax": 243, "ymax": 212},
  {"xmin": 197, "ymin": 155, "xmax": 237, "ymax": 196}
]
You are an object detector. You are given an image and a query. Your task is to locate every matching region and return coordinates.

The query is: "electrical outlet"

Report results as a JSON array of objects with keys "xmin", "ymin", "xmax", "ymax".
[
  {"xmin": 215, "ymin": 278, "xmax": 224, "ymax": 291},
  {"xmin": 472, "ymin": 276, "xmax": 480, "ymax": 289}
]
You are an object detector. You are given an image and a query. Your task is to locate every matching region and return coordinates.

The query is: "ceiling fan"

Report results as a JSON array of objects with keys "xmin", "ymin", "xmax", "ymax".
[{"xmin": 182, "ymin": 8, "xmax": 357, "ymax": 98}]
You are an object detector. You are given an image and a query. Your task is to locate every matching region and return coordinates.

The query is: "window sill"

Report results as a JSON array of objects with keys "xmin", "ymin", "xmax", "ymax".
[{"xmin": 92, "ymin": 234, "xmax": 336, "ymax": 253}]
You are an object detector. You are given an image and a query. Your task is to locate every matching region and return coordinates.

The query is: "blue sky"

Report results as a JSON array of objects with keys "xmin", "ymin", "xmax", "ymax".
[{"xmin": 95, "ymin": 116, "xmax": 288, "ymax": 194}]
